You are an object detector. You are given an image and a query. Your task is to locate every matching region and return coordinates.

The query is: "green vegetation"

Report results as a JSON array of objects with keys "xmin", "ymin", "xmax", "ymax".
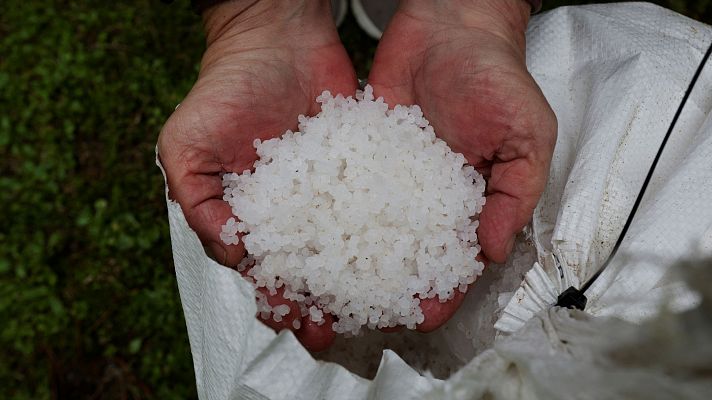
[
  {"xmin": 1, "ymin": 1, "xmax": 709, "ymax": 398},
  {"xmin": 1, "ymin": 1, "xmax": 203, "ymax": 398}
]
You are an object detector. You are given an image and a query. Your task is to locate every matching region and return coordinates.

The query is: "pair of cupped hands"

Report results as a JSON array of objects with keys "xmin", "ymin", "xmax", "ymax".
[{"xmin": 159, "ymin": 0, "xmax": 556, "ymax": 351}]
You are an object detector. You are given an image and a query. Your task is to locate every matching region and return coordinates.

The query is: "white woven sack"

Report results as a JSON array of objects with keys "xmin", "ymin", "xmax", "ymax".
[{"xmin": 159, "ymin": 3, "xmax": 712, "ymax": 399}]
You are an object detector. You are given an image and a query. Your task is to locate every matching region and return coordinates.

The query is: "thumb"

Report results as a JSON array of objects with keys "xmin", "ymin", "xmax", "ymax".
[
  {"xmin": 478, "ymin": 81, "xmax": 557, "ymax": 263},
  {"xmin": 477, "ymin": 157, "xmax": 545, "ymax": 263},
  {"xmin": 158, "ymin": 121, "xmax": 245, "ymax": 266}
]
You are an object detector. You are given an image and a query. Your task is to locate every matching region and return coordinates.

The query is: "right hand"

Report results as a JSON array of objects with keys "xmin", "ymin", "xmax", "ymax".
[
  {"xmin": 368, "ymin": 0, "xmax": 556, "ymax": 331},
  {"xmin": 158, "ymin": 0, "xmax": 357, "ymax": 351}
]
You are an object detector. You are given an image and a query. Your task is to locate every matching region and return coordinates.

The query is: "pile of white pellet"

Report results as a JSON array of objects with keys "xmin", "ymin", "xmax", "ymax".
[{"xmin": 221, "ymin": 86, "xmax": 486, "ymax": 335}]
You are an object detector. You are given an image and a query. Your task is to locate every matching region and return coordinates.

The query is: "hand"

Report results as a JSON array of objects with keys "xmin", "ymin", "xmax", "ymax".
[
  {"xmin": 370, "ymin": 0, "xmax": 556, "ymax": 263},
  {"xmin": 369, "ymin": 0, "xmax": 557, "ymax": 325},
  {"xmin": 158, "ymin": 0, "xmax": 357, "ymax": 351}
]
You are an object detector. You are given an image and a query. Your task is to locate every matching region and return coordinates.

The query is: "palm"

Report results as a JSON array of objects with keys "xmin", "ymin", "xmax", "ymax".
[
  {"xmin": 160, "ymin": 26, "xmax": 356, "ymax": 264},
  {"xmin": 370, "ymin": 10, "xmax": 557, "ymax": 263}
]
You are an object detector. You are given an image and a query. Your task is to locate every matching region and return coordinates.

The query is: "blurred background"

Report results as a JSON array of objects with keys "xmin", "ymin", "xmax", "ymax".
[{"xmin": 1, "ymin": 0, "xmax": 710, "ymax": 398}]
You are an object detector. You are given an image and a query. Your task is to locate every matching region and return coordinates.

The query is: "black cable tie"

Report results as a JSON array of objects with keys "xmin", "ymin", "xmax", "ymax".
[{"xmin": 555, "ymin": 40, "xmax": 712, "ymax": 311}]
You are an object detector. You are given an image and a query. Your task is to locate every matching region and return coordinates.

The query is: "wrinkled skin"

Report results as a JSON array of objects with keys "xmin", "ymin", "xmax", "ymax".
[
  {"xmin": 158, "ymin": 1, "xmax": 356, "ymax": 351},
  {"xmin": 370, "ymin": 0, "xmax": 557, "ymax": 264},
  {"xmin": 158, "ymin": 0, "xmax": 556, "ymax": 351}
]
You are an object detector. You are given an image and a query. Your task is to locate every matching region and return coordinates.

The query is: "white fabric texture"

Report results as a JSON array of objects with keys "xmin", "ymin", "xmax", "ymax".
[{"xmin": 159, "ymin": 3, "xmax": 712, "ymax": 399}]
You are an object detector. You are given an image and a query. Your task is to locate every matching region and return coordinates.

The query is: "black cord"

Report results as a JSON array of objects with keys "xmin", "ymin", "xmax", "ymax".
[{"xmin": 556, "ymin": 40, "xmax": 712, "ymax": 310}]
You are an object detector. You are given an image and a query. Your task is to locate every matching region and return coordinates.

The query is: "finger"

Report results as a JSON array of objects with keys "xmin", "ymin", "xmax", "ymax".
[
  {"xmin": 181, "ymin": 191, "xmax": 247, "ymax": 267},
  {"xmin": 295, "ymin": 312, "xmax": 335, "ymax": 352},
  {"xmin": 416, "ymin": 254, "xmax": 489, "ymax": 333},
  {"xmin": 479, "ymin": 81, "xmax": 557, "ymax": 264},
  {"xmin": 416, "ymin": 289, "xmax": 467, "ymax": 333},
  {"xmin": 478, "ymin": 157, "xmax": 545, "ymax": 263},
  {"xmin": 256, "ymin": 287, "xmax": 301, "ymax": 332},
  {"xmin": 197, "ymin": 199, "xmax": 247, "ymax": 266},
  {"xmin": 254, "ymin": 281, "xmax": 336, "ymax": 351},
  {"xmin": 158, "ymin": 124, "xmax": 246, "ymax": 266}
]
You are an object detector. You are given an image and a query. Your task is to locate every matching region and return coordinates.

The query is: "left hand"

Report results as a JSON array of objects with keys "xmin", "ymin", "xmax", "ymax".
[{"xmin": 158, "ymin": 0, "xmax": 357, "ymax": 351}]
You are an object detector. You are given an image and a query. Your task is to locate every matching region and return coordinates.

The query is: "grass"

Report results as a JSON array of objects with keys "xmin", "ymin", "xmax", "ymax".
[{"xmin": 1, "ymin": 1, "xmax": 709, "ymax": 398}]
